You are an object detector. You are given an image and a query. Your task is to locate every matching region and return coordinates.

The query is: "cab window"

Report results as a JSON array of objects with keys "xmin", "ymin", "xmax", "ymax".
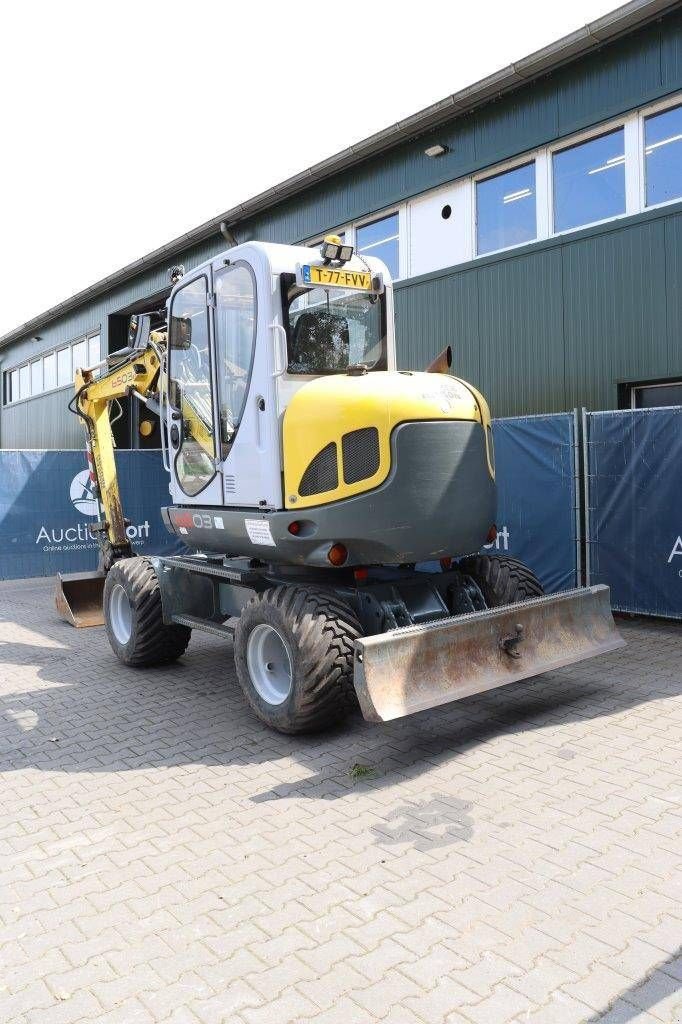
[
  {"xmin": 283, "ymin": 278, "xmax": 386, "ymax": 375},
  {"xmin": 169, "ymin": 276, "xmax": 216, "ymax": 496},
  {"xmin": 214, "ymin": 263, "xmax": 256, "ymax": 456}
]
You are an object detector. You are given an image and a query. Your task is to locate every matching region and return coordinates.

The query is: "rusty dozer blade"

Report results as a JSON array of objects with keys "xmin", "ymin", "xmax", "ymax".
[
  {"xmin": 55, "ymin": 571, "xmax": 106, "ymax": 628},
  {"xmin": 353, "ymin": 585, "xmax": 625, "ymax": 723}
]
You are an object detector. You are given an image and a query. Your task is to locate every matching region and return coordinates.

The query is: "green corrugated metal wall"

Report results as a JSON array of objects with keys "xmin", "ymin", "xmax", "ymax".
[
  {"xmin": 1, "ymin": 6, "xmax": 682, "ymax": 446},
  {"xmin": 394, "ymin": 205, "xmax": 682, "ymax": 416}
]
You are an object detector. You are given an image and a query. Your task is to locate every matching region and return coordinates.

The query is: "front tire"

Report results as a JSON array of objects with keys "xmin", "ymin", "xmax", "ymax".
[
  {"xmin": 103, "ymin": 557, "xmax": 191, "ymax": 666},
  {"xmin": 459, "ymin": 554, "xmax": 544, "ymax": 607},
  {"xmin": 234, "ymin": 585, "xmax": 362, "ymax": 734}
]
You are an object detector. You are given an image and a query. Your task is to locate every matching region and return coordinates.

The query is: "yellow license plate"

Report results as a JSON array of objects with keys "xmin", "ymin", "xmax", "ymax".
[{"xmin": 301, "ymin": 264, "xmax": 373, "ymax": 290}]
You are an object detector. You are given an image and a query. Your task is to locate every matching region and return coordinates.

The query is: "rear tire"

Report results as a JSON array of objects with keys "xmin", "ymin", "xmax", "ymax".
[
  {"xmin": 103, "ymin": 557, "xmax": 191, "ymax": 666},
  {"xmin": 234, "ymin": 585, "xmax": 362, "ymax": 734},
  {"xmin": 459, "ymin": 554, "xmax": 544, "ymax": 607}
]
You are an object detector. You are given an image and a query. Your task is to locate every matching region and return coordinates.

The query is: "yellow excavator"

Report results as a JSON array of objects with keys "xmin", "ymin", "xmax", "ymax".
[{"xmin": 56, "ymin": 235, "xmax": 623, "ymax": 733}]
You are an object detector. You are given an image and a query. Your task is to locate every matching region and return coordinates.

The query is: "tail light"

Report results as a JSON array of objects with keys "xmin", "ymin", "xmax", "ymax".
[{"xmin": 327, "ymin": 543, "xmax": 348, "ymax": 567}]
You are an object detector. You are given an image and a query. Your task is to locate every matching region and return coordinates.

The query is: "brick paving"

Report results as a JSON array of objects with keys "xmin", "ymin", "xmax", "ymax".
[{"xmin": 0, "ymin": 575, "xmax": 680, "ymax": 1024}]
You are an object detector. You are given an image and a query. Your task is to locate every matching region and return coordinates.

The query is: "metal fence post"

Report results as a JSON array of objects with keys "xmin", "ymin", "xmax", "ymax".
[
  {"xmin": 581, "ymin": 407, "xmax": 591, "ymax": 587},
  {"xmin": 572, "ymin": 408, "xmax": 582, "ymax": 588}
]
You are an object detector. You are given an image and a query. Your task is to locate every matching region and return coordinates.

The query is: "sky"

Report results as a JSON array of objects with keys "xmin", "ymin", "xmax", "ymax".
[{"xmin": 0, "ymin": 0, "xmax": 623, "ymax": 337}]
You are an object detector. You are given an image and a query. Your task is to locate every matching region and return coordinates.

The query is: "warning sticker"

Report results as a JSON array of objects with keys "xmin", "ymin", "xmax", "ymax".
[
  {"xmin": 244, "ymin": 518, "xmax": 276, "ymax": 546},
  {"xmin": 214, "ymin": 516, "xmax": 224, "ymax": 529}
]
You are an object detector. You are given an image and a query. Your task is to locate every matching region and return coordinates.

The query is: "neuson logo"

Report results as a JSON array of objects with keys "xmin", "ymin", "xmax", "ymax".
[
  {"xmin": 35, "ymin": 469, "xmax": 150, "ymax": 550},
  {"xmin": 69, "ymin": 470, "xmax": 99, "ymax": 516}
]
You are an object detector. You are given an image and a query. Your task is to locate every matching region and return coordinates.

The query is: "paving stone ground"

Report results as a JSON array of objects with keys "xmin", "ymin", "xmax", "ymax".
[{"xmin": 0, "ymin": 576, "xmax": 680, "ymax": 1024}]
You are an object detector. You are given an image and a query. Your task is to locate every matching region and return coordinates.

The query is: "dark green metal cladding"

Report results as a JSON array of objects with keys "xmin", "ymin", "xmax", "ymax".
[{"xmin": 394, "ymin": 204, "xmax": 682, "ymax": 417}]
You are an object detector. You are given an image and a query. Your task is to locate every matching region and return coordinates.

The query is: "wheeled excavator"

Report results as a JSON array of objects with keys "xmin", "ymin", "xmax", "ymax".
[{"xmin": 56, "ymin": 235, "xmax": 624, "ymax": 733}]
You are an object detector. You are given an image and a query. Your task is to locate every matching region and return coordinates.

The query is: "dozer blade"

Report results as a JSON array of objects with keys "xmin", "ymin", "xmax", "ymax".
[
  {"xmin": 55, "ymin": 571, "xmax": 106, "ymax": 628},
  {"xmin": 353, "ymin": 585, "xmax": 624, "ymax": 723}
]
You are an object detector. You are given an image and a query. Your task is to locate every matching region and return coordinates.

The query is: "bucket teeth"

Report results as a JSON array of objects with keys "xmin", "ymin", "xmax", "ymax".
[
  {"xmin": 55, "ymin": 571, "xmax": 106, "ymax": 628},
  {"xmin": 353, "ymin": 585, "xmax": 624, "ymax": 723}
]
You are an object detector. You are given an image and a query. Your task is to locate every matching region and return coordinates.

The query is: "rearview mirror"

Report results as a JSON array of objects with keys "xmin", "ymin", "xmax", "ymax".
[{"xmin": 128, "ymin": 314, "xmax": 152, "ymax": 350}]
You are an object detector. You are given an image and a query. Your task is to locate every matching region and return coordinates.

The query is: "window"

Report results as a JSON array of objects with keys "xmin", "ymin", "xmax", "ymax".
[
  {"xmin": 43, "ymin": 352, "xmax": 56, "ymax": 392},
  {"xmin": 169, "ymin": 276, "xmax": 216, "ymax": 496},
  {"xmin": 3, "ymin": 369, "xmax": 19, "ymax": 404},
  {"xmin": 30, "ymin": 359, "xmax": 42, "ymax": 396},
  {"xmin": 285, "ymin": 280, "xmax": 386, "ymax": 375},
  {"xmin": 57, "ymin": 348, "xmax": 71, "ymax": 387},
  {"xmin": 18, "ymin": 364, "xmax": 30, "ymax": 400},
  {"xmin": 645, "ymin": 104, "xmax": 682, "ymax": 208},
  {"xmin": 72, "ymin": 339, "xmax": 87, "ymax": 374},
  {"xmin": 2, "ymin": 329, "xmax": 102, "ymax": 406},
  {"xmin": 88, "ymin": 334, "xmax": 100, "ymax": 367},
  {"xmin": 214, "ymin": 264, "xmax": 256, "ymax": 455},
  {"xmin": 356, "ymin": 214, "xmax": 399, "ymax": 279},
  {"xmin": 476, "ymin": 162, "xmax": 536, "ymax": 255},
  {"xmin": 631, "ymin": 380, "xmax": 682, "ymax": 408},
  {"xmin": 553, "ymin": 128, "xmax": 625, "ymax": 232}
]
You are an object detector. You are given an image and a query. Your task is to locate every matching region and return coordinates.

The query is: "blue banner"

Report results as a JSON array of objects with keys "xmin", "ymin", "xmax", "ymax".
[
  {"xmin": 586, "ymin": 408, "xmax": 682, "ymax": 619},
  {"xmin": 488, "ymin": 414, "xmax": 578, "ymax": 592},
  {"xmin": 0, "ymin": 450, "xmax": 184, "ymax": 581}
]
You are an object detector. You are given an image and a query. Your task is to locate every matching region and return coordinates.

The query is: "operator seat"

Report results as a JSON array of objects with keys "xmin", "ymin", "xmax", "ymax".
[{"xmin": 290, "ymin": 311, "xmax": 350, "ymax": 373}]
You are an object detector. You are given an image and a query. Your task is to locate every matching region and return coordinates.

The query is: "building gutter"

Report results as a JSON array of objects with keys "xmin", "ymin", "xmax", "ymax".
[{"xmin": 1, "ymin": 0, "xmax": 678, "ymax": 351}]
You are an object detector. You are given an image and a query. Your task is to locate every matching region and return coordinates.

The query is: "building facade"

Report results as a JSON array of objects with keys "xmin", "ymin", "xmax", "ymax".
[{"xmin": 1, "ymin": 0, "xmax": 681, "ymax": 449}]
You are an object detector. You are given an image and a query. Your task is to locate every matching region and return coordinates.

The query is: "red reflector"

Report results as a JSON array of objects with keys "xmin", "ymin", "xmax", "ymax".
[
  {"xmin": 327, "ymin": 543, "xmax": 348, "ymax": 567},
  {"xmin": 439, "ymin": 557, "xmax": 452, "ymax": 571},
  {"xmin": 354, "ymin": 567, "xmax": 368, "ymax": 581},
  {"xmin": 288, "ymin": 521, "xmax": 301, "ymax": 535},
  {"xmin": 487, "ymin": 524, "xmax": 498, "ymax": 544}
]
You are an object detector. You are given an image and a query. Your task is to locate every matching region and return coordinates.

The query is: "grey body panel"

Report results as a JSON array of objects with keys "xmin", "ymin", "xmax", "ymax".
[{"xmin": 162, "ymin": 420, "xmax": 496, "ymax": 567}]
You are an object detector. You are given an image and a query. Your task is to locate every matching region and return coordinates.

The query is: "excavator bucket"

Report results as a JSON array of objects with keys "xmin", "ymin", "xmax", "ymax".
[
  {"xmin": 353, "ymin": 585, "xmax": 624, "ymax": 723},
  {"xmin": 55, "ymin": 571, "xmax": 106, "ymax": 628}
]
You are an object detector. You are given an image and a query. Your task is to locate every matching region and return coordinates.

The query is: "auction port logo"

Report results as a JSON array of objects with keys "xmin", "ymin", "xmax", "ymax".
[
  {"xmin": 35, "ymin": 470, "xmax": 150, "ymax": 549},
  {"xmin": 69, "ymin": 470, "xmax": 99, "ymax": 516}
]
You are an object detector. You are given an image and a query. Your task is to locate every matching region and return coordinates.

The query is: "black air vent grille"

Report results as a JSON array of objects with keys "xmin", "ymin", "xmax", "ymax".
[
  {"xmin": 299, "ymin": 442, "xmax": 338, "ymax": 496},
  {"xmin": 342, "ymin": 427, "xmax": 380, "ymax": 485}
]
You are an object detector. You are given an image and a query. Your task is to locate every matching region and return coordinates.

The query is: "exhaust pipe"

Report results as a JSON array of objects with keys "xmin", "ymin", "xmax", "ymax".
[{"xmin": 425, "ymin": 345, "xmax": 452, "ymax": 374}]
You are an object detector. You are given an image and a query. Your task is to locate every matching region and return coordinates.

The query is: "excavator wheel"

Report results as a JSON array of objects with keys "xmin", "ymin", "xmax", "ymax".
[
  {"xmin": 233, "ymin": 585, "xmax": 363, "ymax": 734},
  {"xmin": 103, "ymin": 557, "xmax": 191, "ymax": 667},
  {"xmin": 458, "ymin": 554, "xmax": 544, "ymax": 607}
]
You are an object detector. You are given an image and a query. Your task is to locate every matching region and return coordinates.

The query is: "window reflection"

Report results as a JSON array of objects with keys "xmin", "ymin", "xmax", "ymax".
[{"xmin": 553, "ymin": 129, "xmax": 625, "ymax": 232}]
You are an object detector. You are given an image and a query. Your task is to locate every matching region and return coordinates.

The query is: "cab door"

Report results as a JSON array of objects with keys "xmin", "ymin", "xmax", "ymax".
[
  {"xmin": 166, "ymin": 272, "xmax": 224, "ymax": 506},
  {"xmin": 211, "ymin": 254, "xmax": 280, "ymax": 508}
]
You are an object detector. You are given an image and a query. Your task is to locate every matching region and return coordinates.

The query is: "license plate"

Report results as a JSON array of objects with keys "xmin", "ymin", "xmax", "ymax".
[{"xmin": 300, "ymin": 264, "xmax": 373, "ymax": 291}]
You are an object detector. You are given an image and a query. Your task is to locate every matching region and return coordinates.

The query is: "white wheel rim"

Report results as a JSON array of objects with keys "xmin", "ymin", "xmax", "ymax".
[
  {"xmin": 246, "ymin": 624, "xmax": 293, "ymax": 706},
  {"xmin": 109, "ymin": 583, "xmax": 133, "ymax": 645}
]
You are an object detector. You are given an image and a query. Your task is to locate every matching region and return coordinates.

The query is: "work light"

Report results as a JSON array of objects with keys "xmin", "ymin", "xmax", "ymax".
[{"xmin": 320, "ymin": 235, "xmax": 354, "ymax": 264}]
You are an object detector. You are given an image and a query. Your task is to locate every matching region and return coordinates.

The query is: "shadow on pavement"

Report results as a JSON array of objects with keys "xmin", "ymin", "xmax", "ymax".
[{"xmin": 0, "ymin": 582, "xmax": 680, "ymax": 798}]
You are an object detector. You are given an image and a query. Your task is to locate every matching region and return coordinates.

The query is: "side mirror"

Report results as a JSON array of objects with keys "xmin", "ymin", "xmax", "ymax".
[{"xmin": 128, "ymin": 314, "xmax": 152, "ymax": 350}]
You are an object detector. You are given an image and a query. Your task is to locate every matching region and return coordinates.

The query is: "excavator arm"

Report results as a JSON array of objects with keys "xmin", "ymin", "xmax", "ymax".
[
  {"xmin": 73, "ymin": 341, "xmax": 163, "ymax": 563},
  {"xmin": 55, "ymin": 332, "xmax": 165, "ymax": 626}
]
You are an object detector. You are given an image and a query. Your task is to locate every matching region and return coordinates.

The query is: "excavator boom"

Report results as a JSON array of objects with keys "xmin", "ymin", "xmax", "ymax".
[{"xmin": 55, "ymin": 329, "xmax": 164, "ymax": 626}]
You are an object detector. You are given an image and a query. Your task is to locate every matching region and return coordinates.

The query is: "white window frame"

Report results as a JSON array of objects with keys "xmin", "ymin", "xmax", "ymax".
[
  {"xmin": 304, "ymin": 205, "xmax": 407, "ymax": 280},
  {"xmin": 639, "ymin": 94, "xmax": 682, "ymax": 213},
  {"xmin": 472, "ymin": 153, "xmax": 540, "ymax": 259},
  {"xmin": 548, "ymin": 116, "xmax": 631, "ymax": 238},
  {"xmin": 2, "ymin": 328, "xmax": 101, "ymax": 407},
  {"xmin": 352, "ymin": 208, "xmax": 405, "ymax": 281},
  {"xmin": 630, "ymin": 379, "xmax": 682, "ymax": 409}
]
